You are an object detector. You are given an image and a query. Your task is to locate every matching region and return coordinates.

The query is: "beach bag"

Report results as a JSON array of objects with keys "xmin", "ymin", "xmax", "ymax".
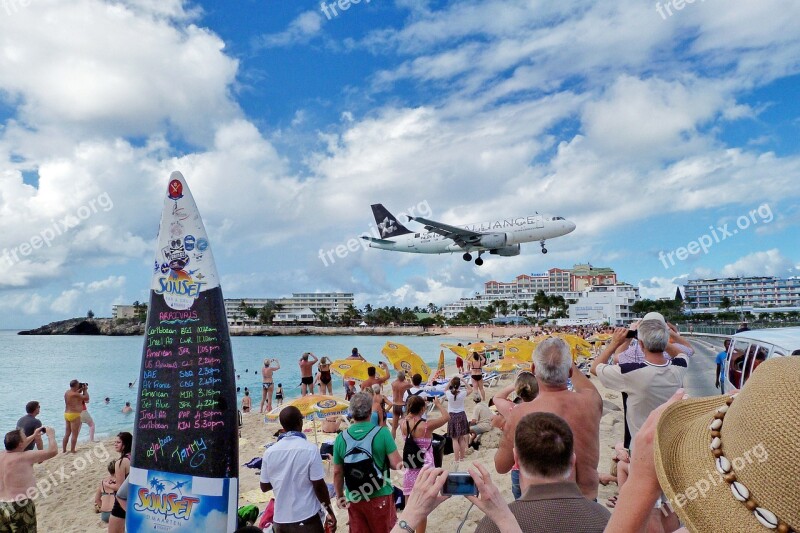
[
  {"xmin": 402, "ymin": 420, "xmax": 426, "ymax": 469},
  {"xmin": 431, "ymin": 433, "xmax": 451, "ymax": 468},
  {"xmin": 237, "ymin": 504, "xmax": 259, "ymax": 527},
  {"xmin": 341, "ymin": 425, "xmax": 385, "ymax": 494},
  {"xmin": 257, "ymin": 499, "xmax": 275, "ymax": 529}
]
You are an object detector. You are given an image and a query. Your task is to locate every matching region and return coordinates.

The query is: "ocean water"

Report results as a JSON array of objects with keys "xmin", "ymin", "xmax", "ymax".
[{"xmin": 0, "ymin": 331, "xmax": 460, "ymax": 441}]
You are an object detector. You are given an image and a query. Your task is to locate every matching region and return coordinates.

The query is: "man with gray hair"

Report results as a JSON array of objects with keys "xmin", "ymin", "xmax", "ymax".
[
  {"xmin": 495, "ymin": 337, "xmax": 603, "ymax": 501},
  {"xmin": 333, "ymin": 392, "xmax": 402, "ymax": 533},
  {"xmin": 591, "ymin": 319, "xmax": 688, "ymax": 443}
]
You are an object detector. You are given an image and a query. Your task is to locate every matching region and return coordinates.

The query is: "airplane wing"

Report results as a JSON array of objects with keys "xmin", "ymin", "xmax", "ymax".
[
  {"xmin": 361, "ymin": 236, "xmax": 397, "ymax": 245},
  {"xmin": 408, "ymin": 216, "xmax": 483, "ymax": 247}
]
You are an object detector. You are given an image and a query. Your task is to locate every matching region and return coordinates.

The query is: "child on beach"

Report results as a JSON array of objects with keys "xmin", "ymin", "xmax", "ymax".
[
  {"xmin": 274, "ymin": 384, "xmax": 283, "ymax": 406},
  {"xmin": 241, "ymin": 391, "xmax": 251, "ymax": 413},
  {"xmin": 94, "ymin": 461, "xmax": 118, "ymax": 523}
]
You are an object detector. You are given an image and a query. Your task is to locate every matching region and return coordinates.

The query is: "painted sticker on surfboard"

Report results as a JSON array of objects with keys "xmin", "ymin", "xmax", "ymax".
[{"xmin": 128, "ymin": 171, "xmax": 238, "ymax": 533}]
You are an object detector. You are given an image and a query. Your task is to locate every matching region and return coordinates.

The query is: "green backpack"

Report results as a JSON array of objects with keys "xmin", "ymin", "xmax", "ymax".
[{"xmin": 237, "ymin": 504, "xmax": 259, "ymax": 527}]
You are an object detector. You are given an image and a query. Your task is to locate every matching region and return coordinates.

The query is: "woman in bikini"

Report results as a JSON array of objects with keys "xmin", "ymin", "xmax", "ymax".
[
  {"xmin": 468, "ymin": 351, "xmax": 487, "ymax": 401},
  {"xmin": 94, "ymin": 460, "xmax": 118, "ymax": 523},
  {"xmin": 108, "ymin": 432, "xmax": 132, "ymax": 533},
  {"xmin": 260, "ymin": 357, "xmax": 281, "ymax": 413},
  {"xmin": 316, "ymin": 356, "xmax": 333, "ymax": 396},
  {"xmin": 400, "ymin": 395, "xmax": 450, "ymax": 533}
]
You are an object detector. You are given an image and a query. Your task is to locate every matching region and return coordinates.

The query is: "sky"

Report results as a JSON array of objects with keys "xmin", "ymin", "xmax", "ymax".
[{"xmin": 1, "ymin": 0, "xmax": 799, "ymax": 329}]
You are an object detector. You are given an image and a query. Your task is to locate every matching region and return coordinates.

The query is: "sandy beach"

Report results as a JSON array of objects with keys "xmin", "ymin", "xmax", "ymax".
[{"xmin": 30, "ymin": 360, "xmax": 624, "ymax": 532}]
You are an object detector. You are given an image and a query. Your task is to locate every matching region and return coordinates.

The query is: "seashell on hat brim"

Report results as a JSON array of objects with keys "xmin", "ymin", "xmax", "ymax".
[{"xmin": 654, "ymin": 357, "xmax": 800, "ymax": 533}]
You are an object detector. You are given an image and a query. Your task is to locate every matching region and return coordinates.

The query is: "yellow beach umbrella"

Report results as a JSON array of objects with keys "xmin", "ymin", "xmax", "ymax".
[
  {"xmin": 265, "ymin": 394, "xmax": 350, "ymax": 421},
  {"xmin": 467, "ymin": 342, "xmax": 501, "ymax": 354},
  {"xmin": 329, "ymin": 359, "xmax": 386, "ymax": 381},
  {"xmin": 381, "ymin": 341, "xmax": 431, "ymax": 381},
  {"xmin": 552, "ymin": 333, "xmax": 593, "ymax": 361},
  {"xmin": 442, "ymin": 343, "xmax": 469, "ymax": 358},
  {"xmin": 484, "ymin": 357, "xmax": 529, "ymax": 373},
  {"xmin": 502, "ymin": 338, "xmax": 538, "ymax": 362},
  {"xmin": 437, "ymin": 349, "xmax": 446, "ymax": 379},
  {"xmin": 265, "ymin": 395, "xmax": 350, "ymax": 444}
]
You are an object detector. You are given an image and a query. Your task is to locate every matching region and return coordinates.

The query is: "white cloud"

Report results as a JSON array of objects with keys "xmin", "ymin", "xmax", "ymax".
[
  {"xmin": 86, "ymin": 275, "xmax": 126, "ymax": 293},
  {"xmin": 256, "ymin": 10, "xmax": 323, "ymax": 48},
  {"xmin": 50, "ymin": 288, "xmax": 82, "ymax": 314},
  {"xmin": 0, "ymin": 0, "xmax": 240, "ymax": 146},
  {"xmin": 719, "ymin": 249, "xmax": 796, "ymax": 278}
]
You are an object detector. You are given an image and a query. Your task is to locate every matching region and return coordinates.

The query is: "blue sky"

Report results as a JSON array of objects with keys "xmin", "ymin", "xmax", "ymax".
[{"xmin": 1, "ymin": 0, "xmax": 799, "ymax": 329}]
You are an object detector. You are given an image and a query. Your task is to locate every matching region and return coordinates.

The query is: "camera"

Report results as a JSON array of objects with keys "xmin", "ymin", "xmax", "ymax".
[
  {"xmin": 80, "ymin": 382, "xmax": 89, "ymax": 389},
  {"xmin": 625, "ymin": 330, "xmax": 638, "ymax": 339},
  {"xmin": 442, "ymin": 473, "xmax": 478, "ymax": 496}
]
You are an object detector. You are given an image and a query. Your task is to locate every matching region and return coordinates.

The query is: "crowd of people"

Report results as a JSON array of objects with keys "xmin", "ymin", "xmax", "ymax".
[
  {"xmin": 3, "ymin": 322, "xmax": 798, "ymax": 533},
  {"xmin": 252, "ymin": 322, "xmax": 798, "ymax": 533},
  {"xmin": 0, "ymin": 379, "xmax": 135, "ymax": 532}
]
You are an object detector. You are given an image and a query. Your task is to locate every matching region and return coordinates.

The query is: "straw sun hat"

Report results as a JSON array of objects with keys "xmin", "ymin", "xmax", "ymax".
[{"xmin": 654, "ymin": 357, "xmax": 799, "ymax": 533}]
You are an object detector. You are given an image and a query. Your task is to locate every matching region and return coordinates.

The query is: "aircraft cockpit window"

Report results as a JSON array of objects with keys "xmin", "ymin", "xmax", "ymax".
[
  {"xmin": 415, "ymin": 233, "xmax": 420, "ymax": 238},
  {"xmin": 552, "ymin": 216, "xmax": 565, "ymax": 220}
]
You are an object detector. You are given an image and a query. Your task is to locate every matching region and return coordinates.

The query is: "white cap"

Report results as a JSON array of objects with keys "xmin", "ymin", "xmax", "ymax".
[{"xmin": 641, "ymin": 312, "xmax": 667, "ymax": 325}]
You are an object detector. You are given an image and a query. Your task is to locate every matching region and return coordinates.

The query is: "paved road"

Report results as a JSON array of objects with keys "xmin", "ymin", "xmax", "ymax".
[{"xmin": 685, "ymin": 338, "xmax": 725, "ymax": 398}]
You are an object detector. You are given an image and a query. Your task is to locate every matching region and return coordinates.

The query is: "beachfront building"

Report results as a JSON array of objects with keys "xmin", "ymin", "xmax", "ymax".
[
  {"xmin": 224, "ymin": 293, "xmax": 355, "ymax": 326},
  {"xmin": 112, "ymin": 305, "xmax": 136, "ymax": 319},
  {"xmin": 442, "ymin": 264, "xmax": 625, "ymax": 321},
  {"xmin": 565, "ymin": 284, "xmax": 640, "ymax": 326},
  {"xmin": 684, "ymin": 277, "xmax": 800, "ymax": 314}
]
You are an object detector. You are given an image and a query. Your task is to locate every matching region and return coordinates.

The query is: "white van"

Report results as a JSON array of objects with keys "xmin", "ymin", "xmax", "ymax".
[{"xmin": 723, "ymin": 327, "xmax": 800, "ymax": 393}]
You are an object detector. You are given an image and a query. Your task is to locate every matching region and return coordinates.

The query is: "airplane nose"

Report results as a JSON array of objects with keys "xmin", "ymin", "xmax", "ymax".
[{"xmin": 566, "ymin": 221, "xmax": 576, "ymax": 233}]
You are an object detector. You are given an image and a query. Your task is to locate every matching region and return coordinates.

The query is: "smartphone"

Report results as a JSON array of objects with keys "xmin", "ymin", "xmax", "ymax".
[{"xmin": 442, "ymin": 473, "xmax": 478, "ymax": 496}]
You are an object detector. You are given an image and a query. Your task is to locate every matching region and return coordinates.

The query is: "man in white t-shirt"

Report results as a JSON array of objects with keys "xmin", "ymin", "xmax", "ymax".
[
  {"xmin": 402, "ymin": 373, "xmax": 429, "ymax": 402},
  {"xmin": 260, "ymin": 406, "xmax": 335, "ymax": 532},
  {"xmin": 591, "ymin": 319, "xmax": 689, "ymax": 443}
]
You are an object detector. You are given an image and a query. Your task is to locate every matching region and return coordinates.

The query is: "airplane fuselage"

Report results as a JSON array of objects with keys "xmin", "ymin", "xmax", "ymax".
[{"xmin": 367, "ymin": 214, "xmax": 575, "ymax": 254}]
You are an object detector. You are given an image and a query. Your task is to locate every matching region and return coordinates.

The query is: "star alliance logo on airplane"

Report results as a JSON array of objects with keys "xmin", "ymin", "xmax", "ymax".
[{"xmin": 378, "ymin": 217, "xmax": 397, "ymax": 237}]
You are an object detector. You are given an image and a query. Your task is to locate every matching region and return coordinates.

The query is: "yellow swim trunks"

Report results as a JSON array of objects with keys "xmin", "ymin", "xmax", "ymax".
[{"xmin": 64, "ymin": 412, "xmax": 81, "ymax": 422}]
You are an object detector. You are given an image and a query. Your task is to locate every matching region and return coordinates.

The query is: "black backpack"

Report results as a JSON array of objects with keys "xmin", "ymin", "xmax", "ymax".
[
  {"xmin": 402, "ymin": 419, "xmax": 426, "ymax": 469},
  {"xmin": 341, "ymin": 425, "xmax": 386, "ymax": 495}
]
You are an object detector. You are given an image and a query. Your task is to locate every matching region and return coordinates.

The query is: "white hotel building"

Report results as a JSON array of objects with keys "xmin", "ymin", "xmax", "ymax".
[
  {"xmin": 223, "ymin": 292, "xmax": 355, "ymax": 325},
  {"xmin": 684, "ymin": 277, "xmax": 800, "ymax": 313},
  {"xmin": 442, "ymin": 265, "xmax": 638, "ymax": 325}
]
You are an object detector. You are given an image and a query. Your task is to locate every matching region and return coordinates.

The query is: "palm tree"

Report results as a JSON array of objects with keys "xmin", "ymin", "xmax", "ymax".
[{"xmin": 314, "ymin": 308, "xmax": 330, "ymax": 325}]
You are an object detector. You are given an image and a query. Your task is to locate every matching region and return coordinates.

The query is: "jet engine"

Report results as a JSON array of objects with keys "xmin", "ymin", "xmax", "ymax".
[
  {"xmin": 479, "ymin": 233, "xmax": 507, "ymax": 249},
  {"xmin": 489, "ymin": 244, "xmax": 521, "ymax": 257}
]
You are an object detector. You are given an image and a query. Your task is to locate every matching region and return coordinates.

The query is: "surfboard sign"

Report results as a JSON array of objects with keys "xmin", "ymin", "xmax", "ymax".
[{"xmin": 128, "ymin": 171, "xmax": 239, "ymax": 532}]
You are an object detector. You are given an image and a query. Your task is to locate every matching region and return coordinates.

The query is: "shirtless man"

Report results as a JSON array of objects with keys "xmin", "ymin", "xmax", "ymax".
[
  {"xmin": 495, "ymin": 337, "xmax": 602, "ymax": 501},
  {"xmin": 0, "ymin": 426, "xmax": 58, "ymax": 530},
  {"xmin": 261, "ymin": 358, "xmax": 281, "ymax": 412},
  {"xmin": 299, "ymin": 352, "xmax": 318, "ymax": 396},
  {"xmin": 359, "ymin": 362, "xmax": 390, "ymax": 392},
  {"xmin": 63, "ymin": 380, "xmax": 89, "ymax": 453},
  {"xmin": 390, "ymin": 371, "xmax": 413, "ymax": 439}
]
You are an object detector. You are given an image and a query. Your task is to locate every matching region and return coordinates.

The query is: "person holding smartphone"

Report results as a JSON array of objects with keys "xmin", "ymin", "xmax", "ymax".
[{"xmin": 475, "ymin": 412, "xmax": 610, "ymax": 533}]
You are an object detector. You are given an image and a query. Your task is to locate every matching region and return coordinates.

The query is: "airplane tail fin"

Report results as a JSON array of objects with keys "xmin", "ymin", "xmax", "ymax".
[{"xmin": 370, "ymin": 204, "xmax": 413, "ymax": 238}]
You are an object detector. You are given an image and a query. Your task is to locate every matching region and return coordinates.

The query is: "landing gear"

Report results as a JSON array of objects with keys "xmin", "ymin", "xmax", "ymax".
[
  {"xmin": 475, "ymin": 257, "xmax": 484, "ymax": 266},
  {"xmin": 540, "ymin": 240, "xmax": 548, "ymax": 254},
  {"xmin": 463, "ymin": 252, "xmax": 472, "ymax": 261}
]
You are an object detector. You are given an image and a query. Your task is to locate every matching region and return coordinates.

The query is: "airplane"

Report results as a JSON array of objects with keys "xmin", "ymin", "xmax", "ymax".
[{"xmin": 362, "ymin": 204, "xmax": 576, "ymax": 266}]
